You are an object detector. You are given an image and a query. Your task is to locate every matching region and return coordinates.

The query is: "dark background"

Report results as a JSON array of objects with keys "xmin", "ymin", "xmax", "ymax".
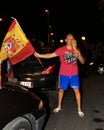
[{"xmin": 0, "ymin": 0, "xmax": 104, "ymax": 44}]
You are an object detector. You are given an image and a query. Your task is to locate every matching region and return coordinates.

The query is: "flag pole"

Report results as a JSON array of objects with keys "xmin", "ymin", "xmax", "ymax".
[
  {"xmin": 11, "ymin": 17, "xmax": 43, "ymax": 65},
  {"xmin": 0, "ymin": 59, "xmax": 2, "ymax": 89},
  {"xmin": 11, "ymin": 17, "xmax": 27, "ymax": 36}
]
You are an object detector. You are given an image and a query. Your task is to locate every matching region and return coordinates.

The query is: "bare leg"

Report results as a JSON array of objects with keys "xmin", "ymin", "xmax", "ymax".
[
  {"xmin": 73, "ymin": 88, "xmax": 84, "ymax": 117},
  {"xmin": 73, "ymin": 88, "xmax": 81, "ymax": 111},
  {"xmin": 53, "ymin": 89, "xmax": 64, "ymax": 113},
  {"xmin": 57, "ymin": 89, "xmax": 64, "ymax": 108}
]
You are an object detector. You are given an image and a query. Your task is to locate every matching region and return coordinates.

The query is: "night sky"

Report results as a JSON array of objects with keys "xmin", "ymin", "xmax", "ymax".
[{"xmin": 0, "ymin": 0, "xmax": 104, "ymax": 43}]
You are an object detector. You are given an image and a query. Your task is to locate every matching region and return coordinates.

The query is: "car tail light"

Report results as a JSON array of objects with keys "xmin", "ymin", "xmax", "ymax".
[{"xmin": 41, "ymin": 65, "xmax": 55, "ymax": 74}]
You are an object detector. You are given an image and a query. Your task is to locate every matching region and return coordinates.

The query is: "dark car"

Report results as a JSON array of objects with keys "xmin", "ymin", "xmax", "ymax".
[
  {"xmin": 0, "ymin": 82, "xmax": 46, "ymax": 130},
  {"xmin": 78, "ymin": 55, "xmax": 104, "ymax": 78},
  {"xmin": 12, "ymin": 54, "xmax": 60, "ymax": 92},
  {"xmin": 95, "ymin": 53, "xmax": 104, "ymax": 75}
]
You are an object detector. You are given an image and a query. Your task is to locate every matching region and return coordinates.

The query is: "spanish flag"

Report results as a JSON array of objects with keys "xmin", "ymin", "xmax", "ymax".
[{"xmin": 0, "ymin": 18, "xmax": 35, "ymax": 65}]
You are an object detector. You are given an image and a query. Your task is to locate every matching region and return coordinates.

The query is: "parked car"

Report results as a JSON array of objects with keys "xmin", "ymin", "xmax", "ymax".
[
  {"xmin": 78, "ymin": 55, "xmax": 104, "ymax": 78},
  {"xmin": 0, "ymin": 82, "xmax": 46, "ymax": 130},
  {"xmin": 1, "ymin": 49, "xmax": 60, "ymax": 110},
  {"xmin": 12, "ymin": 54, "xmax": 60, "ymax": 92}
]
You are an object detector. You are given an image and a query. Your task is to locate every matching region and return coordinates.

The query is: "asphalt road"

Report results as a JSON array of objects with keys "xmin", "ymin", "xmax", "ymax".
[{"xmin": 44, "ymin": 72, "xmax": 104, "ymax": 130}]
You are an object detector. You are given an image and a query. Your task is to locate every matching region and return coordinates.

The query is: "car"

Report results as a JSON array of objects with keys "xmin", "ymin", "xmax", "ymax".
[
  {"xmin": 0, "ymin": 81, "xmax": 46, "ymax": 130},
  {"xmin": 78, "ymin": 54, "xmax": 104, "ymax": 78},
  {"xmin": 12, "ymin": 54, "xmax": 60, "ymax": 92}
]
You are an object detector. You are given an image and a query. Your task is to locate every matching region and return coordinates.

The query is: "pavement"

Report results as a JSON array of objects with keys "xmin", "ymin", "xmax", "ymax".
[{"xmin": 44, "ymin": 72, "xmax": 104, "ymax": 130}]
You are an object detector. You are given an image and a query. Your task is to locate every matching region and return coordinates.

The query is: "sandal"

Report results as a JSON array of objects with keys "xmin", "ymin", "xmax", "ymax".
[
  {"xmin": 78, "ymin": 111, "xmax": 85, "ymax": 117},
  {"xmin": 53, "ymin": 107, "xmax": 61, "ymax": 113}
]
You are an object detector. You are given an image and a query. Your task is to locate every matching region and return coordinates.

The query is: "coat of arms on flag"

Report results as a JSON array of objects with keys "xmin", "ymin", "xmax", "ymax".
[
  {"xmin": 0, "ymin": 18, "xmax": 35, "ymax": 65},
  {"xmin": 0, "ymin": 17, "xmax": 35, "ymax": 87}
]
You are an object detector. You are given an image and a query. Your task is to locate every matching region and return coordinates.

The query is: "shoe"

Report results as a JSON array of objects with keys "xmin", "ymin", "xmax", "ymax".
[
  {"xmin": 53, "ymin": 107, "xmax": 61, "ymax": 113},
  {"xmin": 78, "ymin": 111, "xmax": 85, "ymax": 117}
]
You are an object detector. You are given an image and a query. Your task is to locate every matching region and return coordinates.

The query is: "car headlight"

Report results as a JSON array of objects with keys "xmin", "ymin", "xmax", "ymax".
[{"xmin": 89, "ymin": 62, "xmax": 94, "ymax": 65}]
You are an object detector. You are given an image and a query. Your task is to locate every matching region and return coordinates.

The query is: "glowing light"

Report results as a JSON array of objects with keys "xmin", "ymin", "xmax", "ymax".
[{"xmin": 81, "ymin": 36, "xmax": 86, "ymax": 40}]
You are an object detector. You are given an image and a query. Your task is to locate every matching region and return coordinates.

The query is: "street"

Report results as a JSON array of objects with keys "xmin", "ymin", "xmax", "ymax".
[{"xmin": 44, "ymin": 72, "xmax": 104, "ymax": 130}]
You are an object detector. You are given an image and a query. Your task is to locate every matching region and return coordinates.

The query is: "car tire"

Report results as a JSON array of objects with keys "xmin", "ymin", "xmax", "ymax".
[
  {"xmin": 96, "ymin": 63, "xmax": 104, "ymax": 75},
  {"xmin": 2, "ymin": 117, "xmax": 32, "ymax": 130}
]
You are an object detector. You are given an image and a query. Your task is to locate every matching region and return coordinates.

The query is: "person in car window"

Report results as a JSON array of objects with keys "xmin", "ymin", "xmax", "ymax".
[{"xmin": 34, "ymin": 33, "xmax": 85, "ymax": 117}]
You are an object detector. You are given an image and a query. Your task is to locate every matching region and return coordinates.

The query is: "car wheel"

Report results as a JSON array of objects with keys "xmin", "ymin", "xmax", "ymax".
[
  {"xmin": 2, "ymin": 117, "xmax": 32, "ymax": 130},
  {"xmin": 97, "ymin": 63, "xmax": 104, "ymax": 75}
]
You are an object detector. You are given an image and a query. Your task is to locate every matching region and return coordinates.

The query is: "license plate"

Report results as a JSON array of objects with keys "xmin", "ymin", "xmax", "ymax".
[{"xmin": 20, "ymin": 81, "xmax": 33, "ymax": 88}]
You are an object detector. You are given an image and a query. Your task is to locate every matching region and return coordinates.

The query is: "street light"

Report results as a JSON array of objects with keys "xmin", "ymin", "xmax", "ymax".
[
  {"xmin": 0, "ymin": 18, "xmax": 3, "ymax": 22},
  {"xmin": 81, "ymin": 36, "xmax": 86, "ymax": 40},
  {"xmin": 45, "ymin": 9, "xmax": 50, "ymax": 46}
]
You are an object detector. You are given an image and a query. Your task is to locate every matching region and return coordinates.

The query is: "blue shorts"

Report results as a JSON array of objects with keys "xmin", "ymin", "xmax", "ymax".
[{"xmin": 59, "ymin": 75, "xmax": 80, "ymax": 90}]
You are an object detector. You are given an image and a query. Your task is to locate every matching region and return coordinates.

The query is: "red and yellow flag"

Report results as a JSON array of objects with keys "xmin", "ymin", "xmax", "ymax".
[{"xmin": 0, "ymin": 18, "xmax": 35, "ymax": 65}]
